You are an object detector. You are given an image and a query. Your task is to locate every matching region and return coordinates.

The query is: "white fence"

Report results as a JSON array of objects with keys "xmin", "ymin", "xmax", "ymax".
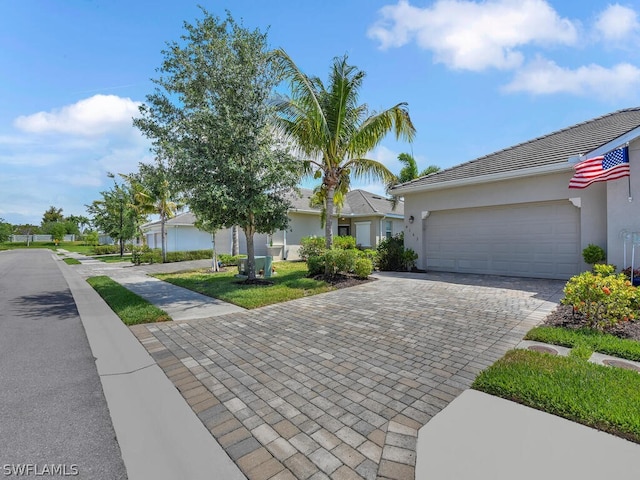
[{"xmin": 9, "ymin": 234, "xmax": 76, "ymax": 243}]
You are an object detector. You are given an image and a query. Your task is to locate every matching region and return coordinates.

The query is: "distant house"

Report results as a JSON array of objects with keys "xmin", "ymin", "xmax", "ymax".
[
  {"xmin": 142, "ymin": 188, "xmax": 403, "ymax": 260},
  {"xmin": 391, "ymin": 107, "xmax": 640, "ymax": 280}
]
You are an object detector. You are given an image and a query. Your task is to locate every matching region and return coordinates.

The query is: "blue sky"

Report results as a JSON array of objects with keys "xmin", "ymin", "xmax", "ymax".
[{"xmin": 2, "ymin": 0, "xmax": 640, "ymax": 225}]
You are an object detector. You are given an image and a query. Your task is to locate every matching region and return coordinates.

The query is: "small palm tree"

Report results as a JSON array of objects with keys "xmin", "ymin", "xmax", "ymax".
[
  {"xmin": 120, "ymin": 166, "xmax": 182, "ymax": 262},
  {"xmin": 273, "ymin": 50, "xmax": 416, "ymax": 250}
]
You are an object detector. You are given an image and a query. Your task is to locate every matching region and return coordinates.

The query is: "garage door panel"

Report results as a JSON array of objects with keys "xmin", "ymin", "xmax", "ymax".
[{"xmin": 424, "ymin": 201, "xmax": 580, "ymax": 279}]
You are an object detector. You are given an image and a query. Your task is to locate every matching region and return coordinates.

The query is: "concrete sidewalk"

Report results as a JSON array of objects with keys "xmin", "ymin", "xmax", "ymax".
[
  {"xmin": 416, "ymin": 389, "xmax": 640, "ymax": 479},
  {"xmin": 65, "ymin": 252, "xmax": 245, "ymax": 320},
  {"xmin": 57, "ymin": 257, "xmax": 246, "ymax": 480}
]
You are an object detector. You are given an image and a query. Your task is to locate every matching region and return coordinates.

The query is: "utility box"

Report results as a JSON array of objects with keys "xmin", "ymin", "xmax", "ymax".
[{"xmin": 237, "ymin": 256, "xmax": 273, "ymax": 277}]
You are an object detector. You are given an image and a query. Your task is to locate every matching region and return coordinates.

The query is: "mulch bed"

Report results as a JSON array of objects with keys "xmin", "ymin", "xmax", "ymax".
[
  {"xmin": 544, "ymin": 304, "xmax": 640, "ymax": 342},
  {"xmin": 310, "ymin": 273, "xmax": 375, "ymax": 289}
]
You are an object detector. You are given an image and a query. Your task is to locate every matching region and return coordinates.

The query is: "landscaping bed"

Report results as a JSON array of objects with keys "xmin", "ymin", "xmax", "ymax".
[{"xmin": 544, "ymin": 304, "xmax": 640, "ymax": 341}]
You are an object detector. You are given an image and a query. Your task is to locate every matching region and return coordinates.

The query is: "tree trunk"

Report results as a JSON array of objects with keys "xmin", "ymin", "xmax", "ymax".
[
  {"xmin": 324, "ymin": 185, "xmax": 336, "ymax": 278},
  {"xmin": 245, "ymin": 224, "xmax": 256, "ymax": 280},
  {"xmin": 232, "ymin": 225, "xmax": 240, "ymax": 256},
  {"xmin": 325, "ymin": 185, "xmax": 335, "ymax": 250},
  {"xmin": 211, "ymin": 232, "xmax": 219, "ymax": 272},
  {"xmin": 160, "ymin": 216, "xmax": 167, "ymax": 263}
]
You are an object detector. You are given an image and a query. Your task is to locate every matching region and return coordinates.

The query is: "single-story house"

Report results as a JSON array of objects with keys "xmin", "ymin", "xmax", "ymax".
[
  {"xmin": 391, "ymin": 107, "xmax": 640, "ymax": 280},
  {"xmin": 142, "ymin": 188, "xmax": 404, "ymax": 260}
]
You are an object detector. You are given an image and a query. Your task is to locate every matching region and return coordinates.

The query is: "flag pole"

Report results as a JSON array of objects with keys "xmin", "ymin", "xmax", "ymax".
[{"xmin": 628, "ymin": 143, "xmax": 632, "ymax": 202}]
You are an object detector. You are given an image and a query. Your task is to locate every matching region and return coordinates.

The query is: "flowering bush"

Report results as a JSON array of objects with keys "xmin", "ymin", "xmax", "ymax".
[{"xmin": 562, "ymin": 265, "xmax": 640, "ymax": 330}]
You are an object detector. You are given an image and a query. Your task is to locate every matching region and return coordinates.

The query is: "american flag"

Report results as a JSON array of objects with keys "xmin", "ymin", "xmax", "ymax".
[{"xmin": 568, "ymin": 146, "xmax": 630, "ymax": 189}]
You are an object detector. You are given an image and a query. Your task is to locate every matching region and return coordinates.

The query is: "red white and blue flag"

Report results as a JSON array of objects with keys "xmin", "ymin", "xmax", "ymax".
[{"xmin": 569, "ymin": 146, "xmax": 630, "ymax": 189}]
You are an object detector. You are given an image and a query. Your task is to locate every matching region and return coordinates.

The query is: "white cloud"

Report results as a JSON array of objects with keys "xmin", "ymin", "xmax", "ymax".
[
  {"xmin": 595, "ymin": 4, "xmax": 639, "ymax": 43},
  {"xmin": 368, "ymin": 0, "xmax": 578, "ymax": 71},
  {"xmin": 0, "ymin": 95, "xmax": 152, "ymax": 224},
  {"xmin": 13, "ymin": 94, "xmax": 141, "ymax": 137},
  {"xmin": 503, "ymin": 56, "xmax": 640, "ymax": 99}
]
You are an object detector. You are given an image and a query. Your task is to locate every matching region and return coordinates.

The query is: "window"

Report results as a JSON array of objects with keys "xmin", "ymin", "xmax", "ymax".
[
  {"xmin": 338, "ymin": 225, "xmax": 350, "ymax": 237},
  {"xmin": 385, "ymin": 220, "xmax": 393, "ymax": 239}
]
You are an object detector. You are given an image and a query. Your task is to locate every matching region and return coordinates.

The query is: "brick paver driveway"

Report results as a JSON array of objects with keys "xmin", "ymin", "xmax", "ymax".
[{"xmin": 131, "ymin": 271, "xmax": 564, "ymax": 480}]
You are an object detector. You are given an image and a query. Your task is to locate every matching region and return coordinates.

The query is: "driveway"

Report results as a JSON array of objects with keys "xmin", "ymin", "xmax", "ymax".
[{"xmin": 130, "ymin": 271, "xmax": 564, "ymax": 480}]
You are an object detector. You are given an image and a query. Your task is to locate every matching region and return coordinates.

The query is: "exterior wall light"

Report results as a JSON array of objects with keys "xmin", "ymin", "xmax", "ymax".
[{"xmin": 408, "ymin": 216, "xmax": 414, "ymax": 224}]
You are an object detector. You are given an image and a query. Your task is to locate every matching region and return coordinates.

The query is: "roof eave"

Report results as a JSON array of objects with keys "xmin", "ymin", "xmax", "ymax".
[{"xmin": 391, "ymin": 162, "xmax": 575, "ymax": 195}]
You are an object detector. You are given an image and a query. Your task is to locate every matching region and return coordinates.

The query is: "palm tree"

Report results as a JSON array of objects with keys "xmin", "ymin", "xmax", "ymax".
[
  {"xmin": 273, "ymin": 50, "xmax": 416, "ymax": 250},
  {"xmin": 120, "ymin": 166, "xmax": 182, "ymax": 262},
  {"xmin": 397, "ymin": 152, "xmax": 440, "ymax": 184}
]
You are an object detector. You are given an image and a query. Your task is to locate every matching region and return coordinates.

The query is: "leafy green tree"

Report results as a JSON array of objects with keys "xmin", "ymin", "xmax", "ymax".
[
  {"xmin": 274, "ymin": 50, "xmax": 416, "ymax": 251},
  {"xmin": 87, "ymin": 177, "xmax": 139, "ymax": 257},
  {"xmin": 13, "ymin": 224, "xmax": 40, "ymax": 235},
  {"xmin": 134, "ymin": 10, "xmax": 299, "ymax": 280},
  {"xmin": 0, "ymin": 218, "xmax": 12, "ymax": 242},
  {"xmin": 41, "ymin": 206, "xmax": 64, "ymax": 225},
  {"xmin": 85, "ymin": 231, "xmax": 99, "ymax": 246},
  {"xmin": 49, "ymin": 222, "xmax": 66, "ymax": 245},
  {"xmin": 66, "ymin": 215, "xmax": 91, "ymax": 235}
]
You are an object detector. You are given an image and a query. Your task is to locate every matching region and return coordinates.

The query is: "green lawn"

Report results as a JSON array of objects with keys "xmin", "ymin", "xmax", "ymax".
[
  {"xmin": 153, "ymin": 260, "xmax": 332, "ymax": 309},
  {"xmin": 473, "ymin": 349, "xmax": 640, "ymax": 443},
  {"xmin": 525, "ymin": 325, "xmax": 640, "ymax": 362},
  {"xmin": 87, "ymin": 276, "xmax": 171, "ymax": 325},
  {"xmin": 0, "ymin": 241, "xmax": 95, "ymax": 254},
  {"xmin": 63, "ymin": 257, "xmax": 81, "ymax": 265}
]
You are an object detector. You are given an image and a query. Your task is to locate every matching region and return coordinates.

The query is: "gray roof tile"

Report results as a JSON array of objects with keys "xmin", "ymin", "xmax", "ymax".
[{"xmin": 393, "ymin": 107, "xmax": 640, "ymax": 189}]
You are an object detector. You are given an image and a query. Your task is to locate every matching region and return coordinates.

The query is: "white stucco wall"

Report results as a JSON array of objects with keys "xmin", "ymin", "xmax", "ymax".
[
  {"xmin": 402, "ymin": 169, "xmax": 607, "ymax": 273},
  {"xmin": 606, "ymin": 139, "xmax": 640, "ymax": 270}
]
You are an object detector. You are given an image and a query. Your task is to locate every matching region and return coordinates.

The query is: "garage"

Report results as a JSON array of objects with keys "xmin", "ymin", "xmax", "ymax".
[{"xmin": 423, "ymin": 201, "xmax": 581, "ymax": 279}]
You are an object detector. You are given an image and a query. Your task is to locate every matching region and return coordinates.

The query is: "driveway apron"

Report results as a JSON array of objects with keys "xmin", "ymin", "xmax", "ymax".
[{"xmin": 131, "ymin": 271, "xmax": 564, "ymax": 480}]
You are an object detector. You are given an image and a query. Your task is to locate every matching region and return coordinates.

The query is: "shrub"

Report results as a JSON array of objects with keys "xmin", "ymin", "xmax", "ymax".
[
  {"xmin": 333, "ymin": 235, "xmax": 356, "ymax": 250},
  {"xmin": 582, "ymin": 244, "xmax": 606, "ymax": 266},
  {"xmin": 360, "ymin": 249, "xmax": 379, "ymax": 269},
  {"xmin": 377, "ymin": 232, "xmax": 418, "ymax": 271},
  {"xmin": 307, "ymin": 255, "xmax": 324, "ymax": 276},
  {"xmin": 299, "ymin": 236, "xmax": 326, "ymax": 261},
  {"xmin": 307, "ymin": 248, "xmax": 360, "ymax": 277},
  {"xmin": 165, "ymin": 249, "xmax": 212, "ymax": 262},
  {"xmin": 562, "ymin": 265, "xmax": 639, "ymax": 330},
  {"xmin": 354, "ymin": 258, "xmax": 373, "ymax": 279},
  {"xmin": 93, "ymin": 245, "xmax": 121, "ymax": 255},
  {"xmin": 218, "ymin": 254, "xmax": 244, "ymax": 266}
]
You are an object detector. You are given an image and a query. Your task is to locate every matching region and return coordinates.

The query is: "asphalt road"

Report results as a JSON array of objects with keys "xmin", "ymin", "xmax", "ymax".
[{"xmin": 0, "ymin": 249, "xmax": 127, "ymax": 479}]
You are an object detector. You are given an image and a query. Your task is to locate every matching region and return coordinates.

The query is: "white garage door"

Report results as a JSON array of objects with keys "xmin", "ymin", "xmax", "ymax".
[{"xmin": 423, "ymin": 201, "xmax": 580, "ymax": 279}]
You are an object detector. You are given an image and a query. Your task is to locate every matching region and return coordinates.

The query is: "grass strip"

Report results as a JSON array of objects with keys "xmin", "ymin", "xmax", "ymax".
[
  {"xmin": 472, "ymin": 349, "xmax": 640, "ymax": 443},
  {"xmin": 87, "ymin": 275, "xmax": 171, "ymax": 325},
  {"xmin": 526, "ymin": 325, "xmax": 640, "ymax": 362},
  {"xmin": 154, "ymin": 261, "xmax": 332, "ymax": 309},
  {"xmin": 63, "ymin": 257, "xmax": 81, "ymax": 265}
]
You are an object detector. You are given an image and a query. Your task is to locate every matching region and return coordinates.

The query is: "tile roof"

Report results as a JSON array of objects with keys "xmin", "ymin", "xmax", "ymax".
[
  {"xmin": 288, "ymin": 188, "xmax": 403, "ymax": 216},
  {"xmin": 144, "ymin": 188, "xmax": 401, "ymax": 229},
  {"xmin": 392, "ymin": 107, "xmax": 640, "ymax": 190}
]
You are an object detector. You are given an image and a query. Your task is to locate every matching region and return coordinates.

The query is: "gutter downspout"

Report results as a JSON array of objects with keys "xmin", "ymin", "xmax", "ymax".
[{"xmin": 283, "ymin": 230, "xmax": 287, "ymax": 260}]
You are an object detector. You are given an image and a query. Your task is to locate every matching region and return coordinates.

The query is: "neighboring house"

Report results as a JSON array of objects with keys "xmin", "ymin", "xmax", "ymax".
[
  {"xmin": 391, "ymin": 107, "xmax": 640, "ymax": 280},
  {"xmin": 142, "ymin": 188, "xmax": 403, "ymax": 260}
]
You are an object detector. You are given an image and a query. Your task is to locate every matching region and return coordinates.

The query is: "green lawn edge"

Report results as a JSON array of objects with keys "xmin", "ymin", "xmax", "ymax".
[
  {"xmin": 472, "ymin": 349, "xmax": 640, "ymax": 444},
  {"xmin": 153, "ymin": 261, "xmax": 333, "ymax": 309},
  {"xmin": 525, "ymin": 325, "xmax": 640, "ymax": 362},
  {"xmin": 87, "ymin": 275, "xmax": 171, "ymax": 325}
]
